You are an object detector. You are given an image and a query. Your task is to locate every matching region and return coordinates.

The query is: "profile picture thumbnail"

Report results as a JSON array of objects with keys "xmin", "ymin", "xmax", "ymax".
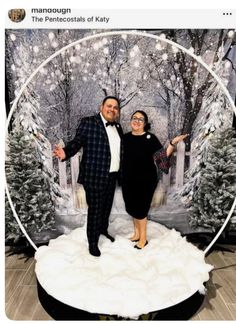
[{"xmin": 8, "ymin": 9, "xmax": 26, "ymax": 23}]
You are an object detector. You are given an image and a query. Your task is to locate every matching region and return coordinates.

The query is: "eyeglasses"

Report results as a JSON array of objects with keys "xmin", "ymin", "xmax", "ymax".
[{"xmin": 131, "ymin": 116, "xmax": 145, "ymax": 123}]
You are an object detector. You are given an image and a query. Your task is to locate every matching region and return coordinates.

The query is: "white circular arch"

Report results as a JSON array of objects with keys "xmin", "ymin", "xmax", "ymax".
[{"xmin": 5, "ymin": 30, "xmax": 236, "ymax": 254}]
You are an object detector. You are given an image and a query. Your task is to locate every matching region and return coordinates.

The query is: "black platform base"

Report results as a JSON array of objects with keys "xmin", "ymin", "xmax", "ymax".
[{"xmin": 37, "ymin": 280, "xmax": 205, "ymax": 320}]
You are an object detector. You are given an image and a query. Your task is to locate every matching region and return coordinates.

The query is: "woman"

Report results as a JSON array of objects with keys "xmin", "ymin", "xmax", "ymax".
[{"xmin": 122, "ymin": 110, "xmax": 188, "ymax": 249}]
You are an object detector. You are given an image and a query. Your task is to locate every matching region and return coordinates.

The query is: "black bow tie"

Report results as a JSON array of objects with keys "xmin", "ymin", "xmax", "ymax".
[{"xmin": 106, "ymin": 121, "xmax": 116, "ymax": 127}]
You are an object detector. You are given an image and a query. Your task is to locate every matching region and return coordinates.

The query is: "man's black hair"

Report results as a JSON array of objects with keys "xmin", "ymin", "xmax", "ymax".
[{"xmin": 102, "ymin": 96, "xmax": 120, "ymax": 108}]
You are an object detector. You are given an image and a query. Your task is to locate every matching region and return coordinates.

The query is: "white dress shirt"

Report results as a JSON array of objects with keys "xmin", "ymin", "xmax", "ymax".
[{"xmin": 100, "ymin": 113, "xmax": 121, "ymax": 172}]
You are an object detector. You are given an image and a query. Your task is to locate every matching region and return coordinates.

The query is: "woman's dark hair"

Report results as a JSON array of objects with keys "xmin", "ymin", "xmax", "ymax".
[
  {"xmin": 131, "ymin": 110, "xmax": 151, "ymax": 131},
  {"xmin": 102, "ymin": 96, "xmax": 120, "ymax": 108}
]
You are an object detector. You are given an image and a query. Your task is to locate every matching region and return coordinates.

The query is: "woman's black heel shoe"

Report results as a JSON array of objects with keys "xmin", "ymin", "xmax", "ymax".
[{"xmin": 134, "ymin": 241, "xmax": 148, "ymax": 249}]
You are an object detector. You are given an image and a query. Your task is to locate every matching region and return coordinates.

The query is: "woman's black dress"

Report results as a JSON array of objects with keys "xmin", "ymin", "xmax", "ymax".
[{"xmin": 122, "ymin": 132, "xmax": 163, "ymax": 219}]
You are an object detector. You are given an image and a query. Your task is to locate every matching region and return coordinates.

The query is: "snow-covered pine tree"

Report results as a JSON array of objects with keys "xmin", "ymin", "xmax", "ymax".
[
  {"xmin": 180, "ymin": 45, "xmax": 234, "ymax": 207},
  {"xmin": 12, "ymin": 88, "xmax": 65, "ymax": 201},
  {"xmin": 189, "ymin": 128, "xmax": 236, "ymax": 231},
  {"xmin": 5, "ymin": 87, "xmax": 67, "ymax": 243},
  {"xmin": 5, "ymin": 127, "xmax": 56, "ymax": 242}
]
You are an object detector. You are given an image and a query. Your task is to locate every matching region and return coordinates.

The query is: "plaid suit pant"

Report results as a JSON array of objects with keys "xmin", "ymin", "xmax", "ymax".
[{"xmin": 84, "ymin": 172, "xmax": 117, "ymax": 245}]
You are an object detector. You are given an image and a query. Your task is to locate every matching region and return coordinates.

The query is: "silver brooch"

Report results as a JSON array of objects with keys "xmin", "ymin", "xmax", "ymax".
[{"xmin": 147, "ymin": 134, "xmax": 151, "ymax": 139}]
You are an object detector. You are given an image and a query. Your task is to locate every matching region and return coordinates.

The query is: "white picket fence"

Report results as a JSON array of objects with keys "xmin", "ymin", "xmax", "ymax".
[
  {"xmin": 46, "ymin": 140, "xmax": 191, "ymax": 209},
  {"xmin": 162, "ymin": 141, "xmax": 191, "ymax": 189}
]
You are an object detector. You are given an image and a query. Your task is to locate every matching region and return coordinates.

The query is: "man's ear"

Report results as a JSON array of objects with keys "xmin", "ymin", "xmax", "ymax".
[{"xmin": 99, "ymin": 105, "xmax": 103, "ymax": 112}]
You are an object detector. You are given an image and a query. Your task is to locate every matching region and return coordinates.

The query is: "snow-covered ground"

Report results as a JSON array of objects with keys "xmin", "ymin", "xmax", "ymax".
[{"xmin": 35, "ymin": 214, "xmax": 213, "ymax": 319}]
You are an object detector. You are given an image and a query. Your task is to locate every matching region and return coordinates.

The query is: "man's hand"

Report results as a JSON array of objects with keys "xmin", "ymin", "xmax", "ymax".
[{"xmin": 53, "ymin": 144, "xmax": 66, "ymax": 161}]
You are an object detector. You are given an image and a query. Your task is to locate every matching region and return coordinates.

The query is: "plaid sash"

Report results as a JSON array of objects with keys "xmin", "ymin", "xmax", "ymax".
[{"xmin": 153, "ymin": 148, "xmax": 170, "ymax": 174}]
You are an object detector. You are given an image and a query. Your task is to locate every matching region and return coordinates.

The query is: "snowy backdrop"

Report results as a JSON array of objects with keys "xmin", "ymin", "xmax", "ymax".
[{"xmin": 5, "ymin": 29, "xmax": 236, "ymax": 244}]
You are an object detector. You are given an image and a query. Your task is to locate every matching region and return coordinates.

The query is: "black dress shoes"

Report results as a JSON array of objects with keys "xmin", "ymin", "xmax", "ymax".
[
  {"xmin": 134, "ymin": 241, "xmax": 148, "ymax": 249},
  {"xmin": 89, "ymin": 244, "xmax": 101, "ymax": 257},
  {"xmin": 102, "ymin": 232, "xmax": 115, "ymax": 242}
]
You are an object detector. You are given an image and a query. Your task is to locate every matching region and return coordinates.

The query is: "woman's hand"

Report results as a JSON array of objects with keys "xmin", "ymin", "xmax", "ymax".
[
  {"xmin": 53, "ymin": 144, "xmax": 66, "ymax": 161},
  {"xmin": 166, "ymin": 134, "xmax": 189, "ymax": 157},
  {"xmin": 171, "ymin": 134, "xmax": 189, "ymax": 145}
]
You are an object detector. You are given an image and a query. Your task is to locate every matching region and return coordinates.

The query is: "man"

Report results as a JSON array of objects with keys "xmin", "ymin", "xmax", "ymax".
[{"xmin": 53, "ymin": 96, "xmax": 122, "ymax": 257}]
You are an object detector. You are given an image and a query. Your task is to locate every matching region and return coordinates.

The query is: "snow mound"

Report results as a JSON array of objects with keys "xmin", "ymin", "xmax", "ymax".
[{"xmin": 35, "ymin": 215, "xmax": 213, "ymax": 319}]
